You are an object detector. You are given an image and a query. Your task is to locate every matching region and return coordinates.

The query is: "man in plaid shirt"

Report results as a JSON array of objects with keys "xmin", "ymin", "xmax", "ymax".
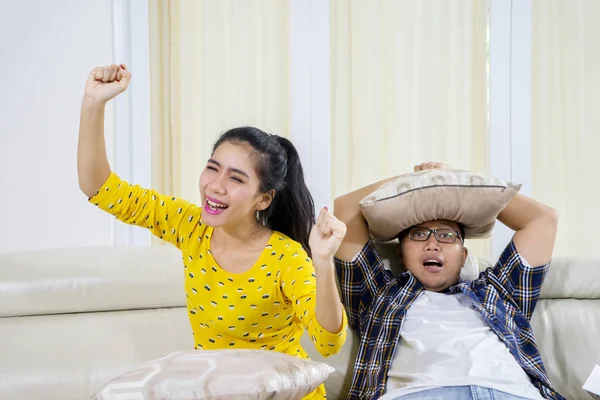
[{"xmin": 333, "ymin": 162, "xmax": 564, "ymax": 400}]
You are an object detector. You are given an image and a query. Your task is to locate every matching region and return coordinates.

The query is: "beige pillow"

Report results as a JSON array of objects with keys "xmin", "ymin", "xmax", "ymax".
[
  {"xmin": 360, "ymin": 169, "xmax": 521, "ymax": 242},
  {"xmin": 91, "ymin": 349, "xmax": 334, "ymax": 400}
]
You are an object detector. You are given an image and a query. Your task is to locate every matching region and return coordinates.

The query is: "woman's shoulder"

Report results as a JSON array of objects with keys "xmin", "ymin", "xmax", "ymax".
[
  {"xmin": 270, "ymin": 231, "xmax": 303, "ymax": 251},
  {"xmin": 269, "ymin": 231, "xmax": 310, "ymax": 265}
]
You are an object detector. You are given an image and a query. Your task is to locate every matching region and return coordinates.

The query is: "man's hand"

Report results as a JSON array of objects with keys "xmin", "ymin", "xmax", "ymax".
[{"xmin": 414, "ymin": 161, "xmax": 452, "ymax": 171}]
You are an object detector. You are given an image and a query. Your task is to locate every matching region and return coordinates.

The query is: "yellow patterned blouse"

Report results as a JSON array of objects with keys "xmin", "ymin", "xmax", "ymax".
[{"xmin": 90, "ymin": 172, "xmax": 348, "ymax": 400}]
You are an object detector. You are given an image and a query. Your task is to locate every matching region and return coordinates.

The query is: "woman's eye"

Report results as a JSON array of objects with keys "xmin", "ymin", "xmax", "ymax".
[
  {"xmin": 231, "ymin": 176, "xmax": 243, "ymax": 183},
  {"xmin": 206, "ymin": 166, "xmax": 217, "ymax": 172}
]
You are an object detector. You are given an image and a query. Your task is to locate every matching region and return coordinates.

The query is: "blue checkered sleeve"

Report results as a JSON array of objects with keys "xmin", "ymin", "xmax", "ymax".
[
  {"xmin": 334, "ymin": 241, "xmax": 393, "ymax": 334},
  {"xmin": 488, "ymin": 240, "xmax": 549, "ymax": 320}
]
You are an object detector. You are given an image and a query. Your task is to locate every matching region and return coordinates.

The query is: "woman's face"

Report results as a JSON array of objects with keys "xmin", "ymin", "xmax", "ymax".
[{"xmin": 198, "ymin": 141, "xmax": 272, "ymax": 228}]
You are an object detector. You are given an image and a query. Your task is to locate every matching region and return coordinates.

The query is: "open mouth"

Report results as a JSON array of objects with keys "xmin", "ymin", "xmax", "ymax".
[
  {"xmin": 423, "ymin": 257, "xmax": 444, "ymax": 272},
  {"xmin": 204, "ymin": 197, "xmax": 229, "ymax": 215}
]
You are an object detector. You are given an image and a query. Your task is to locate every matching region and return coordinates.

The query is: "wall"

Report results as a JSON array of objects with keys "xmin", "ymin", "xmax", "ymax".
[
  {"xmin": 0, "ymin": 0, "xmax": 117, "ymax": 252},
  {"xmin": 0, "ymin": 0, "xmax": 535, "ymax": 258}
]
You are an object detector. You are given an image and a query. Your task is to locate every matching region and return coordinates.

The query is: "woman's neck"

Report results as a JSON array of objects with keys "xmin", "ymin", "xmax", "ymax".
[{"xmin": 212, "ymin": 218, "xmax": 272, "ymax": 251}]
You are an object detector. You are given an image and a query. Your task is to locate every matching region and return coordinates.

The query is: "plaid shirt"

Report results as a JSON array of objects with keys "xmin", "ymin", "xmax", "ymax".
[{"xmin": 334, "ymin": 240, "xmax": 565, "ymax": 400}]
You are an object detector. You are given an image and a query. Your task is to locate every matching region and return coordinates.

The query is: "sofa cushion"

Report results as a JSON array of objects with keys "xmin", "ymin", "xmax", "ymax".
[
  {"xmin": 0, "ymin": 246, "xmax": 185, "ymax": 317},
  {"xmin": 359, "ymin": 169, "xmax": 521, "ymax": 242},
  {"xmin": 91, "ymin": 349, "xmax": 334, "ymax": 400},
  {"xmin": 539, "ymin": 257, "xmax": 600, "ymax": 299}
]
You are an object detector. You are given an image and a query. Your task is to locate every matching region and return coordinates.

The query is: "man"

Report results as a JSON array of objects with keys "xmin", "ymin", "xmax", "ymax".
[{"xmin": 334, "ymin": 162, "xmax": 563, "ymax": 400}]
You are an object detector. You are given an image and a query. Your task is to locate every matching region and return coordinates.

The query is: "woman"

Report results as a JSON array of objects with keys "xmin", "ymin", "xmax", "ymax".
[{"xmin": 78, "ymin": 64, "xmax": 348, "ymax": 400}]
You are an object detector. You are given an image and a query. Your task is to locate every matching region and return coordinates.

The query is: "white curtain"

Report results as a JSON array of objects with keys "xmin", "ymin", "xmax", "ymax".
[
  {"xmin": 330, "ymin": 0, "xmax": 490, "ymax": 257},
  {"xmin": 531, "ymin": 0, "xmax": 600, "ymax": 257},
  {"xmin": 148, "ymin": 0, "xmax": 291, "ymax": 205}
]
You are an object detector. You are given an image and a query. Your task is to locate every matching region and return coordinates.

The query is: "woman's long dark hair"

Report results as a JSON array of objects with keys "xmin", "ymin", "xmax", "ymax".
[{"xmin": 212, "ymin": 127, "xmax": 315, "ymax": 256}]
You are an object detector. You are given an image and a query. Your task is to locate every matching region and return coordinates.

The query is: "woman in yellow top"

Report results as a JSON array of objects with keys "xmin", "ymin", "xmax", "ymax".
[{"xmin": 77, "ymin": 64, "xmax": 348, "ymax": 399}]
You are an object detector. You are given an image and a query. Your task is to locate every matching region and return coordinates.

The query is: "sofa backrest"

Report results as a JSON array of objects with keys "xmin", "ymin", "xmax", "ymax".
[{"xmin": 1, "ymin": 244, "xmax": 599, "ymax": 399}]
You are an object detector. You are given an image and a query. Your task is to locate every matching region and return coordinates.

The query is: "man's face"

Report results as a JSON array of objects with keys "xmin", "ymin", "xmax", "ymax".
[{"xmin": 398, "ymin": 220, "xmax": 468, "ymax": 292}]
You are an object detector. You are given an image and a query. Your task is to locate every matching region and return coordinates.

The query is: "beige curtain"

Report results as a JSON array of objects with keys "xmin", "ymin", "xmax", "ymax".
[
  {"xmin": 148, "ymin": 0, "xmax": 291, "ymax": 206},
  {"xmin": 531, "ymin": 0, "xmax": 600, "ymax": 257},
  {"xmin": 330, "ymin": 0, "xmax": 490, "ymax": 257}
]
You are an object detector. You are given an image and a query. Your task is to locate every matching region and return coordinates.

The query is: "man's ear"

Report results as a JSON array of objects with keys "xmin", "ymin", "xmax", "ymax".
[
  {"xmin": 461, "ymin": 246, "xmax": 469, "ymax": 269},
  {"xmin": 256, "ymin": 189, "xmax": 275, "ymax": 211}
]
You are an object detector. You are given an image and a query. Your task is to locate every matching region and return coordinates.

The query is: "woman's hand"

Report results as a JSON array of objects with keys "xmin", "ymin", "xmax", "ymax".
[
  {"xmin": 309, "ymin": 207, "xmax": 347, "ymax": 265},
  {"xmin": 83, "ymin": 64, "xmax": 131, "ymax": 105}
]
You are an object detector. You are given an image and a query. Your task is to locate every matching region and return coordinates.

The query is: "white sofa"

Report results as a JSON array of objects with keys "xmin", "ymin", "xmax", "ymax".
[{"xmin": 1, "ymin": 244, "xmax": 599, "ymax": 400}]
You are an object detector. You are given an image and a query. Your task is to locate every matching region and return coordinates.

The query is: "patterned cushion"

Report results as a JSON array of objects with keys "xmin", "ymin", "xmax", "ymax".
[
  {"xmin": 91, "ymin": 349, "xmax": 334, "ymax": 400},
  {"xmin": 360, "ymin": 169, "xmax": 521, "ymax": 241}
]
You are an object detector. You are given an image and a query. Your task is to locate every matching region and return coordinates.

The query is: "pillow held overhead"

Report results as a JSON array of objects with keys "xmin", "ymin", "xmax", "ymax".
[{"xmin": 359, "ymin": 169, "xmax": 521, "ymax": 242}]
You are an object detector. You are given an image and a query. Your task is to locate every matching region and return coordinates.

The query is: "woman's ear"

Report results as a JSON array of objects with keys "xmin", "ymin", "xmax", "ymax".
[{"xmin": 256, "ymin": 189, "xmax": 275, "ymax": 211}]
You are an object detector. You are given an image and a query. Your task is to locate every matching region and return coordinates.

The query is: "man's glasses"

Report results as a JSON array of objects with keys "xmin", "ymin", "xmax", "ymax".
[{"xmin": 407, "ymin": 227, "xmax": 462, "ymax": 244}]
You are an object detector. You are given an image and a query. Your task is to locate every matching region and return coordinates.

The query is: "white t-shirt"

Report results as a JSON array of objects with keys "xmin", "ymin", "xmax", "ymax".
[{"xmin": 381, "ymin": 290, "xmax": 544, "ymax": 400}]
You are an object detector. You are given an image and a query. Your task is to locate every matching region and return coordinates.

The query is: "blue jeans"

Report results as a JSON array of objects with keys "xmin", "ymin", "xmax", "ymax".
[{"xmin": 392, "ymin": 385, "xmax": 533, "ymax": 399}]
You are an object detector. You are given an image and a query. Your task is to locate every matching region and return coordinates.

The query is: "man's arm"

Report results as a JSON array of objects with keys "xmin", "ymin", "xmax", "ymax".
[
  {"xmin": 497, "ymin": 194, "xmax": 559, "ymax": 267},
  {"xmin": 490, "ymin": 194, "xmax": 558, "ymax": 320},
  {"xmin": 333, "ymin": 177, "xmax": 396, "ymax": 261},
  {"xmin": 333, "ymin": 177, "xmax": 401, "ymax": 333}
]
